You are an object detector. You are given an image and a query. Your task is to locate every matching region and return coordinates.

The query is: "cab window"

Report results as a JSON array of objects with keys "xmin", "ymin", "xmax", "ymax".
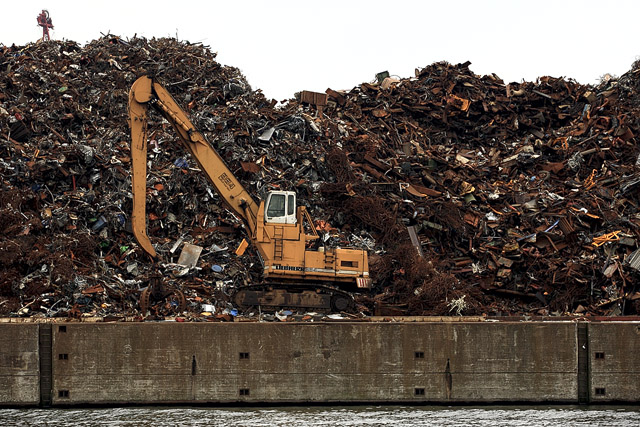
[
  {"xmin": 287, "ymin": 195, "xmax": 295, "ymax": 215},
  {"xmin": 266, "ymin": 194, "xmax": 285, "ymax": 217}
]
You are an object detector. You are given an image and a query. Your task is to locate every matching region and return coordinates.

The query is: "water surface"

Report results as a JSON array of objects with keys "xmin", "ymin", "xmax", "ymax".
[{"xmin": 1, "ymin": 405, "xmax": 639, "ymax": 426}]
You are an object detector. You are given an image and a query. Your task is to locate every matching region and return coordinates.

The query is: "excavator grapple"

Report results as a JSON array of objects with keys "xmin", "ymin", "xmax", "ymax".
[{"xmin": 139, "ymin": 274, "xmax": 187, "ymax": 317}]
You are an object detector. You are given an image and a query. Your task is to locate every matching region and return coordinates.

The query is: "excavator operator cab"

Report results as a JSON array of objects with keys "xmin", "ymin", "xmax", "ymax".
[{"xmin": 265, "ymin": 191, "xmax": 297, "ymax": 224}]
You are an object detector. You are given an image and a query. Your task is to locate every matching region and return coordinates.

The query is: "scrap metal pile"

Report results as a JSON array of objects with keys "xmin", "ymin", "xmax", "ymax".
[{"xmin": 2, "ymin": 36, "xmax": 640, "ymax": 319}]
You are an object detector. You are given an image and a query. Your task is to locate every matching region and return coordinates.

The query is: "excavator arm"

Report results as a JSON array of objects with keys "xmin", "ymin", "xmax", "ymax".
[{"xmin": 128, "ymin": 75, "xmax": 260, "ymax": 258}]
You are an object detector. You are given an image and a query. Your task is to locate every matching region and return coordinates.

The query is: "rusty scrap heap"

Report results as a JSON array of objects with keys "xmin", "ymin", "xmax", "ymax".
[{"xmin": 1, "ymin": 36, "xmax": 640, "ymax": 319}]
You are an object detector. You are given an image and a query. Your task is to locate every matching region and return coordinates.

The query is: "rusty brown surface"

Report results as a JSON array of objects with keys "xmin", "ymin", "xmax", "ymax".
[{"xmin": 1, "ymin": 36, "xmax": 640, "ymax": 320}]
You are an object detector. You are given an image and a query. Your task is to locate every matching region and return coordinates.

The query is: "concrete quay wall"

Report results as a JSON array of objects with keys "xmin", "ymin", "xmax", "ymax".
[
  {"xmin": 0, "ymin": 324, "xmax": 40, "ymax": 405},
  {"xmin": 0, "ymin": 320, "xmax": 637, "ymax": 406}
]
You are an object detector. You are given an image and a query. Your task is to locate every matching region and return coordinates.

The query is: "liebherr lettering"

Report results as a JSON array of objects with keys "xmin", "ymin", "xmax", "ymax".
[
  {"xmin": 218, "ymin": 172, "xmax": 235, "ymax": 191},
  {"xmin": 273, "ymin": 265, "xmax": 304, "ymax": 271}
]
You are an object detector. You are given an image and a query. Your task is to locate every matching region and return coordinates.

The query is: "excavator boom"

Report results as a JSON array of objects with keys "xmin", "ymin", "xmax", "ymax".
[{"xmin": 129, "ymin": 76, "xmax": 259, "ymax": 258}]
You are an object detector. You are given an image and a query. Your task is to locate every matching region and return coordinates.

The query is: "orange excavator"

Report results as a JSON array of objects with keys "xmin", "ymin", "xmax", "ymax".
[{"xmin": 128, "ymin": 76, "xmax": 371, "ymax": 312}]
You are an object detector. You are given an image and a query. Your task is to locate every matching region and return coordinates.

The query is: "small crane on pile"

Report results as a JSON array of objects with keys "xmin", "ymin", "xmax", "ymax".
[{"xmin": 36, "ymin": 10, "xmax": 54, "ymax": 42}]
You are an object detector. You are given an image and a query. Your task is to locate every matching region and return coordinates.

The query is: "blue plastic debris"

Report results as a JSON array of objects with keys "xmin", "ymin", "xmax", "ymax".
[
  {"xmin": 91, "ymin": 215, "xmax": 108, "ymax": 232},
  {"xmin": 174, "ymin": 158, "xmax": 189, "ymax": 168}
]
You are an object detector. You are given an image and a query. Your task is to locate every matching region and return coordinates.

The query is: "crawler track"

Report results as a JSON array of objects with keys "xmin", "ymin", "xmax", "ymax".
[{"xmin": 232, "ymin": 283, "xmax": 355, "ymax": 313}]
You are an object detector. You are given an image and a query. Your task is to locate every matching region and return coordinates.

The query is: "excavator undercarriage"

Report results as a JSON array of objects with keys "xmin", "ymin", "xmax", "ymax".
[{"xmin": 233, "ymin": 283, "xmax": 355, "ymax": 313}]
